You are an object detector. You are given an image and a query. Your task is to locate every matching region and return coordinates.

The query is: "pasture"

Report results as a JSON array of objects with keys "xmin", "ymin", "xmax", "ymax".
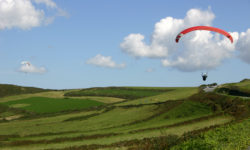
[
  {"xmin": 2, "ymin": 97, "xmax": 104, "ymax": 114},
  {"xmin": 0, "ymin": 81, "xmax": 249, "ymax": 150},
  {"xmin": 64, "ymin": 87, "xmax": 171, "ymax": 99}
]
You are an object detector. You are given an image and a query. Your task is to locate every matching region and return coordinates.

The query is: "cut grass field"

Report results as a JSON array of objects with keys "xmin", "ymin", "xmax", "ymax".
[
  {"xmin": 64, "ymin": 87, "xmax": 172, "ymax": 99},
  {"xmin": 0, "ymin": 91, "xmax": 124, "ymax": 104},
  {"xmin": 2, "ymin": 97, "xmax": 104, "ymax": 114},
  {"xmin": 0, "ymin": 115, "xmax": 233, "ymax": 150},
  {"xmin": 0, "ymin": 99, "xmax": 233, "ymax": 150},
  {"xmin": 116, "ymin": 87, "xmax": 198, "ymax": 106},
  {"xmin": 0, "ymin": 81, "xmax": 249, "ymax": 150}
]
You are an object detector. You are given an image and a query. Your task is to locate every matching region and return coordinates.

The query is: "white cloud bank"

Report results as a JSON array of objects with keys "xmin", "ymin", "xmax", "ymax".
[
  {"xmin": 86, "ymin": 54, "xmax": 126, "ymax": 69},
  {"xmin": 120, "ymin": 8, "xmax": 250, "ymax": 72},
  {"xmin": 19, "ymin": 61, "xmax": 46, "ymax": 74},
  {"xmin": 0, "ymin": 0, "xmax": 67, "ymax": 30},
  {"xmin": 237, "ymin": 29, "xmax": 250, "ymax": 64}
]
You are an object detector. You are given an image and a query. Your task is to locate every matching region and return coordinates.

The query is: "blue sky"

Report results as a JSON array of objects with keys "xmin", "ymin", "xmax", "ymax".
[{"xmin": 0, "ymin": 0, "xmax": 249, "ymax": 89}]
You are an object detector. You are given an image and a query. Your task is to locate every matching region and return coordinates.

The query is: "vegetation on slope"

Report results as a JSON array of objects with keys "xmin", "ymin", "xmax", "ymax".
[
  {"xmin": 0, "ymin": 103, "xmax": 27, "ymax": 121},
  {"xmin": 64, "ymin": 87, "xmax": 171, "ymax": 99},
  {"xmin": 0, "ymin": 84, "xmax": 50, "ymax": 98},
  {"xmin": 215, "ymin": 78, "xmax": 250, "ymax": 97},
  {"xmin": 2, "ymin": 97, "xmax": 104, "ymax": 114},
  {"xmin": 171, "ymin": 119, "xmax": 250, "ymax": 150},
  {"xmin": 0, "ymin": 80, "xmax": 249, "ymax": 150},
  {"xmin": 116, "ymin": 87, "xmax": 198, "ymax": 106},
  {"xmin": 127, "ymin": 92, "xmax": 250, "ymax": 150}
]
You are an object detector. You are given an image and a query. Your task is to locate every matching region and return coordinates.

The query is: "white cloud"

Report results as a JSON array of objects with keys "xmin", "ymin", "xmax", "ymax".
[
  {"xmin": 0, "ymin": 0, "xmax": 43, "ymax": 29},
  {"xmin": 237, "ymin": 29, "xmax": 250, "ymax": 64},
  {"xmin": 19, "ymin": 61, "xmax": 47, "ymax": 74},
  {"xmin": 120, "ymin": 33, "xmax": 168, "ymax": 58},
  {"xmin": 0, "ymin": 0, "xmax": 67, "ymax": 30},
  {"xmin": 86, "ymin": 54, "xmax": 126, "ymax": 69},
  {"xmin": 121, "ymin": 8, "xmax": 249, "ymax": 72},
  {"xmin": 120, "ymin": 8, "xmax": 215, "ymax": 59}
]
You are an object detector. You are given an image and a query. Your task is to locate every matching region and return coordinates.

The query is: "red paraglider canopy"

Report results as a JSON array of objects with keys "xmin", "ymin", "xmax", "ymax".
[{"xmin": 175, "ymin": 26, "xmax": 233, "ymax": 43}]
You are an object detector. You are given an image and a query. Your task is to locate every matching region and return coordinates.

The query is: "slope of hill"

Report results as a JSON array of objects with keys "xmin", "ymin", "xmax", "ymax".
[
  {"xmin": 0, "ymin": 84, "xmax": 50, "ymax": 98},
  {"xmin": 215, "ymin": 79, "xmax": 250, "ymax": 97},
  {"xmin": 0, "ymin": 81, "xmax": 248, "ymax": 150}
]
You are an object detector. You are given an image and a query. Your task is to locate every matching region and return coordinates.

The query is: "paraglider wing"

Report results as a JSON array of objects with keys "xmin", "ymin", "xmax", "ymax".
[{"xmin": 175, "ymin": 26, "xmax": 233, "ymax": 43}]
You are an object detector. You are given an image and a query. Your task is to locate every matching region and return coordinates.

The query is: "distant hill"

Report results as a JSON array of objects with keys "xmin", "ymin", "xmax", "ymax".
[
  {"xmin": 215, "ymin": 79, "xmax": 250, "ymax": 97},
  {"xmin": 0, "ymin": 84, "xmax": 50, "ymax": 98}
]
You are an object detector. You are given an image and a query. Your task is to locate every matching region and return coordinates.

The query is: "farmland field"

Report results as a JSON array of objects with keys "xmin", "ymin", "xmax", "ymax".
[
  {"xmin": 116, "ymin": 87, "xmax": 198, "ymax": 106},
  {"xmin": 64, "ymin": 87, "xmax": 172, "ymax": 99},
  {"xmin": 0, "ymin": 80, "xmax": 249, "ymax": 150},
  {"xmin": 2, "ymin": 97, "xmax": 104, "ymax": 114}
]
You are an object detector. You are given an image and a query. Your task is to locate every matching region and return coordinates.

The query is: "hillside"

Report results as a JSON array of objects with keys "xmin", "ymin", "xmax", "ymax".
[
  {"xmin": 0, "ymin": 84, "xmax": 50, "ymax": 98},
  {"xmin": 0, "ymin": 81, "xmax": 249, "ymax": 150},
  {"xmin": 215, "ymin": 79, "xmax": 250, "ymax": 97}
]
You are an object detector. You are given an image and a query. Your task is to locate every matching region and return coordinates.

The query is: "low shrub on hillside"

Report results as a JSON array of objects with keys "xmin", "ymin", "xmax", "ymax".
[
  {"xmin": 189, "ymin": 92, "xmax": 249, "ymax": 119},
  {"xmin": 126, "ymin": 135, "xmax": 179, "ymax": 150},
  {"xmin": 171, "ymin": 119, "xmax": 250, "ymax": 150},
  {"xmin": 216, "ymin": 87, "xmax": 250, "ymax": 97}
]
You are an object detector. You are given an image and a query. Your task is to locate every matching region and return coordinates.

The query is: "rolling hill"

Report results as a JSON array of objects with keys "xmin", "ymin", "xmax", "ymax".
[
  {"xmin": 0, "ymin": 84, "xmax": 50, "ymax": 98},
  {"xmin": 0, "ymin": 80, "xmax": 249, "ymax": 150}
]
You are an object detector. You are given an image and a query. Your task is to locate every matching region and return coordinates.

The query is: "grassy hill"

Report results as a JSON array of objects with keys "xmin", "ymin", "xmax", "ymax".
[
  {"xmin": 3, "ymin": 97, "xmax": 104, "ymax": 114},
  {"xmin": 0, "ymin": 81, "xmax": 249, "ymax": 150},
  {"xmin": 215, "ymin": 79, "xmax": 250, "ymax": 97},
  {"xmin": 0, "ymin": 84, "xmax": 50, "ymax": 98},
  {"xmin": 64, "ymin": 87, "xmax": 172, "ymax": 99}
]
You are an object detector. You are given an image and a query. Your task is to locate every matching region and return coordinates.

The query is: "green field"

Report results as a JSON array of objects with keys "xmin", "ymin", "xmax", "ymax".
[
  {"xmin": 2, "ymin": 97, "xmax": 104, "ymax": 114},
  {"xmin": 64, "ymin": 87, "xmax": 171, "ymax": 99},
  {"xmin": 0, "ymin": 80, "xmax": 249, "ymax": 150},
  {"xmin": 116, "ymin": 87, "xmax": 198, "ymax": 106}
]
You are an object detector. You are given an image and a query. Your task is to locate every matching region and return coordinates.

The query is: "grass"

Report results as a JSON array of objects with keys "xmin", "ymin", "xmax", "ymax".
[
  {"xmin": 116, "ymin": 87, "xmax": 198, "ymax": 106},
  {"xmin": 0, "ymin": 100, "xmax": 216, "ymax": 145},
  {"xmin": 64, "ymin": 87, "xmax": 171, "ymax": 99},
  {"xmin": 171, "ymin": 119, "xmax": 250, "ymax": 150},
  {"xmin": 0, "ymin": 82, "xmax": 248, "ymax": 150},
  {"xmin": 0, "ymin": 115, "xmax": 233, "ymax": 150},
  {"xmin": 0, "ymin": 91, "xmax": 124, "ymax": 104},
  {"xmin": 0, "ymin": 91, "xmax": 66, "ymax": 103},
  {"xmin": 104, "ymin": 101, "xmax": 213, "ymax": 134},
  {"xmin": 0, "ymin": 105, "xmax": 158, "ymax": 136},
  {"xmin": 216, "ymin": 79, "xmax": 250, "ymax": 97},
  {"xmin": 64, "ymin": 96, "xmax": 125, "ymax": 104},
  {"xmin": 0, "ymin": 84, "xmax": 50, "ymax": 98},
  {"xmin": 2, "ymin": 97, "xmax": 104, "ymax": 114}
]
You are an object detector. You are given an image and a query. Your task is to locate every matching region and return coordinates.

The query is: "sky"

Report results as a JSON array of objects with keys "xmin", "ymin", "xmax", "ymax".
[{"xmin": 0, "ymin": 0, "xmax": 250, "ymax": 89}]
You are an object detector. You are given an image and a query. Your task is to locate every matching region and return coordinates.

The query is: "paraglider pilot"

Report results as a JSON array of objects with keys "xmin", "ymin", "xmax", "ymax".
[{"xmin": 202, "ymin": 73, "xmax": 208, "ymax": 81}]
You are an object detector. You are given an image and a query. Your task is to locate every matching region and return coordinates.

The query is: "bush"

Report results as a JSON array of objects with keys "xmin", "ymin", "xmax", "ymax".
[
  {"xmin": 171, "ymin": 119, "xmax": 250, "ymax": 150},
  {"xmin": 129, "ymin": 135, "xmax": 179, "ymax": 150}
]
